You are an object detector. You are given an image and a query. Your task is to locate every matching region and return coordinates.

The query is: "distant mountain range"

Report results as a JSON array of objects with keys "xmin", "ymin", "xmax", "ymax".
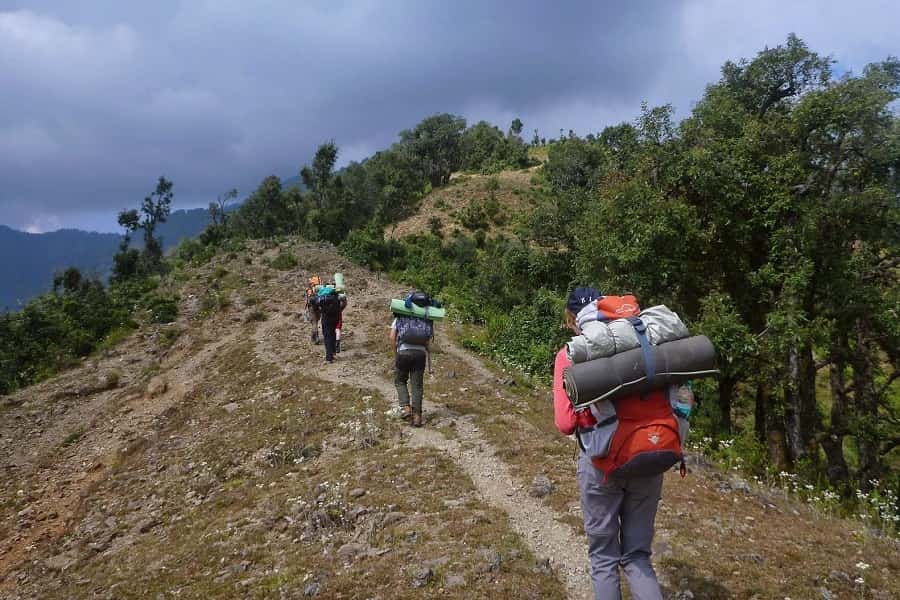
[
  {"xmin": 1, "ymin": 173, "xmax": 308, "ymax": 310},
  {"xmin": 0, "ymin": 207, "xmax": 214, "ymax": 310}
]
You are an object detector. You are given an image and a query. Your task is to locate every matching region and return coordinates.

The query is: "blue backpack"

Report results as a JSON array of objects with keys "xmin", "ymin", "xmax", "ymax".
[{"xmin": 396, "ymin": 316, "xmax": 433, "ymax": 346}]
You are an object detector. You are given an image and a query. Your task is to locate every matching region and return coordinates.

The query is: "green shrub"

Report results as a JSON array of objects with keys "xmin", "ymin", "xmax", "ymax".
[
  {"xmin": 428, "ymin": 216, "xmax": 443, "ymax": 237},
  {"xmin": 458, "ymin": 199, "xmax": 488, "ymax": 230},
  {"xmin": 142, "ymin": 294, "xmax": 179, "ymax": 324},
  {"xmin": 268, "ymin": 251, "xmax": 298, "ymax": 270},
  {"xmin": 199, "ymin": 288, "xmax": 231, "ymax": 316}
]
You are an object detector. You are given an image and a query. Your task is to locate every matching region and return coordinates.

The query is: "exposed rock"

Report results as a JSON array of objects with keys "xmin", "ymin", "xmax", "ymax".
[
  {"xmin": 533, "ymin": 557, "xmax": 552, "ymax": 574},
  {"xmin": 223, "ymin": 402, "xmax": 240, "ymax": 413},
  {"xmin": 381, "ymin": 511, "xmax": 406, "ymax": 527},
  {"xmin": 336, "ymin": 542, "xmax": 366, "ymax": 563},
  {"xmin": 735, "ymin": 552, "xmax": 764, "ymax": 565},
  {"xmin": 730, "ymin": 478, "xmax": 752, "ymax": 493},
  {"xmin": 476, "ymin": 548, "xmax": 501, "ymax": 573},
  {"xmin": 303, "ymin": 582, "xmax": 321, "ymax": 597},
  {"xmin": 445, "ymin": 574, "xmax": 466, "ymax": 587},
  {"xmin": 136, "ymin": 517, "xmax": 161, "ymax": 534},
  {"xmin": 146, "ymin": 377, "xmax": 168, "ymax": 398},
  {"xmin": 828, "ymin": 570, "xmax": 851, "ymax": 585},
  {"xmin": 347, "ymin": 506, "xmax": 369, "ymax": 521},
  {"xmin": 410, "ymin": 566, "xmax": 432, "ymax": 588},
  {"xmin": 529, "ymin": 475, "xmax": 554, "ymax": 498},
  {"xmin": 423, "ymin": 556, "xmax": 449, "ymax": 569},
  {"xmin": 45, "ymin": 552, "xmax": 77, "ymax": 571},
  {"xmin": 349, "ymin": 488, "xmax": 366, "ymax": 498},
  {"xmin": 818, "ymin": 588, "xmax": 834, "ymax": 600}
]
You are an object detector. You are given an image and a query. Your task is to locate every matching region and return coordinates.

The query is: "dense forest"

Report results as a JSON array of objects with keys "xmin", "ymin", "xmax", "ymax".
[{"xmin": 2, "ymin": 36, "xmax": 898, "ymax": 517}]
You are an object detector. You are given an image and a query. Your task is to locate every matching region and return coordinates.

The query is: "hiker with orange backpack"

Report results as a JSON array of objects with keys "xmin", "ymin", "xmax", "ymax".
[
  {"xmin": 554, "ymin": 287, "xmax": 696, "ymax": 600},
  {"xmin": 305, "ymin": 275, "xmax": 323, "ymax": 344}
]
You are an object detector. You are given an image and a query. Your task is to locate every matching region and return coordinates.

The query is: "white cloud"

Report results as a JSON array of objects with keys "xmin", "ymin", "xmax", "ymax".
[
  {"xmin": 23, "ymin": 213, "xmax": 61, "ymax": 234},
  {"xmin": 0, "ymin": 10, "xmax": 138, "ymax": 90}
]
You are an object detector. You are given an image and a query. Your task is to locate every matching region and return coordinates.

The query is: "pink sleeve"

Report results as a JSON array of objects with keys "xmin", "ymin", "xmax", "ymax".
[{"xmin": 553, "ymin": 348, "xmax": 577, "ymax": 435}]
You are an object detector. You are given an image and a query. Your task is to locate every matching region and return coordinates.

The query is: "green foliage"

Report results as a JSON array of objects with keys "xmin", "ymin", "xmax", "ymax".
[
  {"xmin": 484, "ymin": 289, "xmax": 569, "ymax": 379},
  {"xmin": 0, "ymin": 269, "xmax": 139, "ymax": 394},
  {"xmin": 460, "ymin": 121, "xmax": 532, "ymax": 173},
  {"xmin": 141, "ymin": 293, "xmax": 179, "ymax": 324},
  {"xmin": 428, "ymin": 217, "xmax": 443, "ymax": 237},
  {"xmin": 339, "ymin": 225, "xmax": 405, "ymax": 272},
  {"xmin": 113, "ymin": 177, "xmax": 174, "ymax": 281},
  {"xmin": 267, "ymin": 251, "xmax": 298, "ymax": 271},
  {"xmin": 399, "ymin": 113, "xmax": 466, "ymax": 187},
  {"xmin": 458, "ymin": 199, "xmax": 489, "ymax": 230}
]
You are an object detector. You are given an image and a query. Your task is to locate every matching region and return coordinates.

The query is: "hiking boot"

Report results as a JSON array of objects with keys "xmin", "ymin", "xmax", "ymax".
[
  {"xmin": 399, "ymin": 405, "xmax": 412, "ymax": 421},
  {"xmin": 412, "ymin": 410, "xmax": 423, "ymax": 427}
]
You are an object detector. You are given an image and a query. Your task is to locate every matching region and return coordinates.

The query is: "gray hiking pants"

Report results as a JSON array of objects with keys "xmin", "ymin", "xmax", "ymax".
[
  {"xmin": 394, "ymin": 350, "xmax": 426, "ymax": 411},
  {"xmin": 576, "ymin": 452, "xmax": 664, "ymax": 600}
]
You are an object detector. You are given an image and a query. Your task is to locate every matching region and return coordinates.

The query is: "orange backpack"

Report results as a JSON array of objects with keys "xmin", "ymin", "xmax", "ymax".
[
  {"xmin": 583, "ymin": 389, "xmax": 685, "ymax": 481},
  {"xmin": 576, "ymin": 294, "xmax": 687, "ymax": 481}
]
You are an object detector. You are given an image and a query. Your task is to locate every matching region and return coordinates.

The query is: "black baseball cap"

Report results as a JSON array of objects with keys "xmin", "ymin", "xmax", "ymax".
[{"xmin": 567, "ymin": 286, "xmax": 601, "ymax": 313}]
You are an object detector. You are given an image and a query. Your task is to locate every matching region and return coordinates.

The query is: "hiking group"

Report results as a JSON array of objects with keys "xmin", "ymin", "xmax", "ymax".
[
  {"xmin": 305, "ymin": 274, "xmax": 717, "ymax": 599},
  {"xmin": 305, "ymin": 273, "xmax": 347, "ymax": 363}
]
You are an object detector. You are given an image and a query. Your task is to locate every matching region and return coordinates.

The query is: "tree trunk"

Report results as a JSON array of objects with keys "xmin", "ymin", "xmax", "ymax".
[
  {"xmin": 754, "ymin": 383, "xmax": 769, "ymax": 444},
  {"xmin": 765, "ymin": 383, "xmax": 790, "ymax": 471},
  {"xmin": 821, "ymin": 355, "xmax": 850, "ymax": 489},
  {"xmin": 783, "ymin": 347, "xmax": 804, "ymax": 463},
  {"xmin": 783, "ymin": 343, "xmax": 820, "ymax": 464},
  {"xmin": 850, "ymin": 321, "xmax": 881, "ymax": 489},
  {"xmin": 718, "ymin": 375, "xmax": 735, "ymax": 434}
]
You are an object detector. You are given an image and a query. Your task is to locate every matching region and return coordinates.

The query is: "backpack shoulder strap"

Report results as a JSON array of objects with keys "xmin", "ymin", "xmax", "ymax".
[{"xmin": 626, "ymin": 316, "xmax": 656, "ymax": 384}]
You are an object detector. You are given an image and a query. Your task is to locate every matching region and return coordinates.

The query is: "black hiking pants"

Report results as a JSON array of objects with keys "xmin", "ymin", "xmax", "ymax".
[
  {"xmin": 394, "ymin": 350, "xmax": 426, "ymax": 411},
  {"xmin": 322, "ymin": 316, "xmax": 338, "ymax": 361}
]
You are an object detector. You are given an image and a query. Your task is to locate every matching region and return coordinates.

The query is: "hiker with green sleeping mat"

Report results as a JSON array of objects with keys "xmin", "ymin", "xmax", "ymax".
[{"xmin": 388, "ymin": 291, "xmax": 441, "ymax": 427}]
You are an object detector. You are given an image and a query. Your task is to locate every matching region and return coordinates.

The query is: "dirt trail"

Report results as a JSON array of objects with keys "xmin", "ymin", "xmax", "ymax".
[{"xmin": 247, "ymin": 255, "xmax": 592, "ymax": 599}]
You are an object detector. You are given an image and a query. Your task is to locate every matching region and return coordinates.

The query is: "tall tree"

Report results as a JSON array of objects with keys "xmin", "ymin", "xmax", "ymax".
[{"xmin": 400, "ymin": 113, "xmax": 466, "ymax": 187}]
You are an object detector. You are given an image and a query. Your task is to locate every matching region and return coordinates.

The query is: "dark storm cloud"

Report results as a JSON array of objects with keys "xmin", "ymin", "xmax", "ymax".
[{"xmin": 0, "ymin": 0, "xmax": 897, "ymax": 231}]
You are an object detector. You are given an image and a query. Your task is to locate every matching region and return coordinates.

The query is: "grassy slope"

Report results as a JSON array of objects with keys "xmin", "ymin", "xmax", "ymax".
[{"xmin": 386, "ymin": 169, "xmax": 538, "ymax": 240}]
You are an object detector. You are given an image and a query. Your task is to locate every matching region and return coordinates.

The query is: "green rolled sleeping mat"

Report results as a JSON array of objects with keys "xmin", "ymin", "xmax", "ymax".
[
  {"xmin": 390, "ymin": 298, "xmax": 446, "ymax": 320},
  {"xmin": 334, "ymin": 272, "xmax": 345, "ymax": 291}
]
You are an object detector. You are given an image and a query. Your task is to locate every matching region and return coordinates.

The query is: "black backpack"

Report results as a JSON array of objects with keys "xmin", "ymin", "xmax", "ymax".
[
  {"xmin": 405, "ymin": 291, "xmax": 441, "ymax": 309},
  {"xmin": 319, "ymin": 290, "xmax": 342, "ymax": 318}
]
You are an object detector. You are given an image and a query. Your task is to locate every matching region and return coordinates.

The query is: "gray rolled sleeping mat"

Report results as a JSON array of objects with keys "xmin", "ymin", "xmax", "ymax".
[{"xmin": 563, "ymin": 335, "xmax": 719, "ymax": 409}]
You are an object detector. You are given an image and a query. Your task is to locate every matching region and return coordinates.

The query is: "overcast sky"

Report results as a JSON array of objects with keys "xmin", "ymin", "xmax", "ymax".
[{"xmin": 1, "ymin": 1, "xmax": 897, "ymax": 233}]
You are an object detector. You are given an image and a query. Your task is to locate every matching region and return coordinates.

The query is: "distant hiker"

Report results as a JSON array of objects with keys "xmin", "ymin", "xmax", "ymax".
[
  {"xmin": 317, "ymin": 284, "xmax": 345, "ymax": 363},
  {"xmin": 389, "ymin": 291, "xmax": 437, "ymax": 427},
  {"xmin": 334, "ymin": 272, "xmax": 347, "ymax": 353},
  {"xmin": 305, "ymin": 275, "xmax": 323, "ymax": 343},
  {"xmin": 553, "ymin": 286, "xmax": 694, "ymax": 600}
]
